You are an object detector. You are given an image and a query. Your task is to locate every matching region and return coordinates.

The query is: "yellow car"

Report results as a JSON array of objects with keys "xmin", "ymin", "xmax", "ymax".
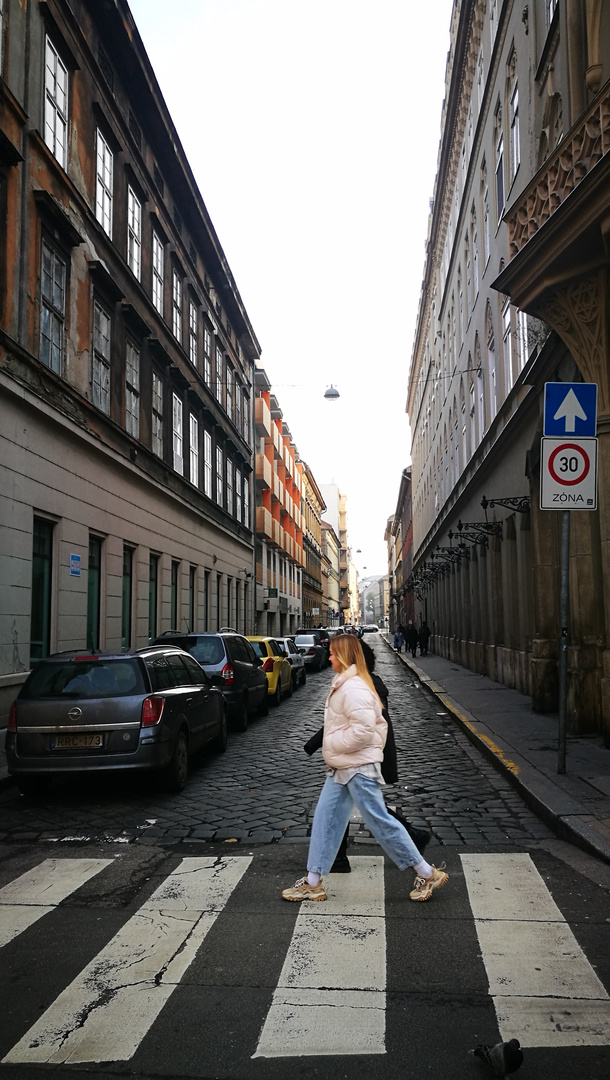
[{"xmin": 247, "ymin": 637, "xmax": 293, "ymax": 706}]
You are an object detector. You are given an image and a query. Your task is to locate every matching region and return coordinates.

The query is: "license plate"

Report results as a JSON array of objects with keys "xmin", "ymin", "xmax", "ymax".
[{"xmin": 51, "ymin": 734, "xmax": 104, "ymax": 750}]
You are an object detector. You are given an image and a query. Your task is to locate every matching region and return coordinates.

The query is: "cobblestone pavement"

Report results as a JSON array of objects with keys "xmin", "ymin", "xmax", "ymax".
[{"xmin": 0, "ymin": 638, "xmax": 554, "ymax": 847}]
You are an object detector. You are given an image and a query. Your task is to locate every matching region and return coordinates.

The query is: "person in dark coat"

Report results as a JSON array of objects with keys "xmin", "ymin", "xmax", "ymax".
[
  {"xmin": 405, "ymin": 621, "xmax": 419, "ymax": 657},
  {"xmin": 393, "ymin": 628, "xmax": 404, "ymax": 653},
  {"xmin": 303, "ymin": 639, "xmax": 430, "ymax": 871},
  {"xmin": 418, "ymin": 622, "xmax": 431, "ymax": 657}
]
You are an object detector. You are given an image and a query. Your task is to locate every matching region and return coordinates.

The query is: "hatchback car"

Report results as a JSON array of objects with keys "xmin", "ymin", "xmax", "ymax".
[
  {"xmin": 6, "ymin": 646, "xmax": 227, "ymax": 795},
  {"xmin": 153, "ymin": 632, "xmax": 268, "ymax": 731},
  {"xmin": 294, "ymin": 635, "xmax": 327, "ymax": 672},
  {"xmin": 247, "ymin": 637, "xmax": 292, "ymax": 706},
  {"xmin": 296, "ymin": 627, "xmax": 330, "ymax": 659},
  {"xmin": 276, "ymin": 637, "xmax": 307, "ymax": 690}
]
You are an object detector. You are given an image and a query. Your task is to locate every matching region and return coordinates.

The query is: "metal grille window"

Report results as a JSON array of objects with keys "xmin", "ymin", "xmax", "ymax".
[
  {"xmin": 203, "ymin": 430, "xmax": 212, "ymax": 497},
  {"xmin": 87, "ymin": 536, "xmax": 102, "ymax": 652},
  {"xmin": 172, "ymin": 270, "xmax": 182, "ymax": 342},
  {"xmin": 189, "ymin": 413, "xmax": 199, "ymax": 485},
  {"xmin": 215, "ymin": 346, "xmax": 223, "ymax": 401},
  {"xmin": 152, "ymin": 372, "xmax": 164, "ymax": 457},
  {"xmin": 226, "ymin": 459, "xmax": 234, "ymax": 515},
  {"xmin": 125, "ymin": 340, "xmax": 140, "ymax": 438},
  {"xmin": 189, "ymin": 299, "xmax": 197, "ymax": 366},
  {"xmin": 148, "ymin": 554, "xmax": 159, "ymax": 641},
  {"xmin": 172, "ymin": 392, "xmax": 183, "ymax": 475},
  {"xmin": 203, "ymin": 327, "xmax": 211, "ymax": 385},
  {"xmin": 95, "ymin": 129, "xmax": 113, "ymax": 236},
  {"xmin": 226, "ymin": 365, "xmax": 233, "ymax": 419},
  {"xmin": 121, "ymin": 546, "xmax": 133, "ymax": 649},
  {"xmin": 152, "ymin": 231, "xmax": 164, "ymax": 314},
  {"xmin": 127, "ymin": 186, "xmax": 141, "ymax": 279},
  {"xmin": 40, "ymin": 240, "xmax": 65, "ymax": 374},
  {"xmin": 93, "ymin": 301, "xmax": 111, "ymax": 414},
  {"xmin": 170, "ymin": 560, "xmax": 179, "ymax": 629},
  {"xmin": 31, "ymin": 518, "xmax": 53, "ymax": 661},
  {"xmin": 189, "ymin": 566, "xmax": 196, "ymax": 632},
  {"xmin": 44, "ymin": 36, "xmax": 68, "ymax": 168},
  {"xmin": 216, "ymin": 445, "xmax": 224, "ymax": 507},
  {"xmin": 235, "ymin": 468, "xmax": 242, "ymax": 522},
  {"xmin": 509, "ymin": 84, "xmax": 520, "ymax": 182}
]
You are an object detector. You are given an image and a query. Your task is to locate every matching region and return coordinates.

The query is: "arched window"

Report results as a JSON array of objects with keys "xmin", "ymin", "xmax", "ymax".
[{"xmin": 486, "ymin": 303, "xmax": 497, "ymax": 420}]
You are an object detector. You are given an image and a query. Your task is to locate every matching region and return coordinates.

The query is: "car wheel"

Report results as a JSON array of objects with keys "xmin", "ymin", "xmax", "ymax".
[
  {"xmin": 213, "ymin": 709, "xmax": 228, "ymax": 753},
  {"xmin": 272, "ymin": 682, "xmax": 281, "ymax": 707},
  {"xmin": 233, "ymin": 698, "xmax": 248, "ymax": 733},
  {"xmin": 300, "ymin": 668, "xmax": 307, "ymax": 686},
  {"xmin": 257, "ymin": 691, "xmax": 269, "ymax": 717},
  {"xmin": 165, "ymin": 730, "xmax": 189, "ymax": 793},
  {"xmin": 17, "ymin": 775, "xmax": 52, "ymax": 797}
]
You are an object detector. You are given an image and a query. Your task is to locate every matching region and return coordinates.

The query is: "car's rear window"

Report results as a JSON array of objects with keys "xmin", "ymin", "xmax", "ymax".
[
  {"xmin": 249, "ymin": 640, "xmax": 268, "ymax": 659},
  {"xmin": 187, "ymin": 637, "xmax": 225, "ymax": 666},
  {"xmin": 21, "ymin": 659, "xmax": 145, "ymax": 700},
  {"xmin": 294, "ymin": 636, "xmax": 316, "ymax": 645}
]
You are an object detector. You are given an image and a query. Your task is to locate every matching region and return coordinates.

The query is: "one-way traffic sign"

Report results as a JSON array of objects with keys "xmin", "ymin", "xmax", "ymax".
[{"xmin": 544, "ymin": 382, "xmax": 597, "ymax": 436}]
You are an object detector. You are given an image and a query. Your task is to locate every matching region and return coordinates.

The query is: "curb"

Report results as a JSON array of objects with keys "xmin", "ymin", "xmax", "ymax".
[{"xmin": 381, "ymin": 637, "xmax": 610, "ymax": 866}]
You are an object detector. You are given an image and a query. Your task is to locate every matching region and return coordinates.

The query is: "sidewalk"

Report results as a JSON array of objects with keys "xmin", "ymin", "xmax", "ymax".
[{"xmin": 382, "ymin": 634, "xmax": 610, "ymax": 865}]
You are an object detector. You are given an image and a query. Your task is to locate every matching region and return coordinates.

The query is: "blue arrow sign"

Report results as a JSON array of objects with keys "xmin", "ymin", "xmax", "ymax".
[{"xmin": 544, "ymin": 382, "xmax": 597, "ymax": 437}]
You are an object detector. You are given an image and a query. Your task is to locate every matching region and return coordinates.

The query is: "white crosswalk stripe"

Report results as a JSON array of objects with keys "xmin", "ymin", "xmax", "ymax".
[
  {"xmin": 461, "ymin": 852, "xmax": 610, "ymax": 1047},
  {"xmin": 2, "ymin": 856, "xmax": 251, "ymax": 1065},
  {"xmin": 254, "ymin": 856, "xmax": 386, "ymax": 1057},
  {"xmin": 0, "ymin": 858, "xmax": 112, "ymax": 949}
]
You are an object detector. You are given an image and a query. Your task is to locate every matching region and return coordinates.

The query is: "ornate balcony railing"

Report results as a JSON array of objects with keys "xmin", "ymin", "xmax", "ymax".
[{"xmin": 506, "ymin": 84, "xmax": 610, "ymax": 258}]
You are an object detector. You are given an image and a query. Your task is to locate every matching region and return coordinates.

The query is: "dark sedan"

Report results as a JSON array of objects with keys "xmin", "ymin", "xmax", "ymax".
[{"xmin": 5, "ymin": 646, "xmax": 227, "ymax": 795}]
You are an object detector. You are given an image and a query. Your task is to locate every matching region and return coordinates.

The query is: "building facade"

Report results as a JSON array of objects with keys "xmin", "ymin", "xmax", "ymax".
[
  {"xmin": 0, "ymin": 0, "xmax": 259, "ymax": 719},
  {"xmin": 321, "ymin": 521, "xmax": 341, "ymax": 626},
  {"xmin": 406, "ymin": 0, "xmax": 610, "ymax": 742},
  {"xmin": 253, "ymin": 370, "xmax": 304, "ymax": 635},
  {"xmin": 301, "ymin": 465, "xmax": 326, "ymax": 626},
  {"xmin": 320, "ymin": 484, "xmax": 353, "ymax": 624},
  {"xmin": 388, "ymin": 468, "xmax": 415, "ymax": 630}
]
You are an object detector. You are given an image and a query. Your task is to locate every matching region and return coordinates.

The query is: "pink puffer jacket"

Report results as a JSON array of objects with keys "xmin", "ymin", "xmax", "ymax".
[{"xmin": 322, "ymin": 664, "xmax": 387, "ymax": 770}]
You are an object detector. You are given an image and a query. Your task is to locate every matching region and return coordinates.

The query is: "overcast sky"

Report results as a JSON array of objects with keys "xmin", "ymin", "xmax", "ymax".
[{"xmin": 129, "ymin": 0, "xmax": 453, "ymax": 577}]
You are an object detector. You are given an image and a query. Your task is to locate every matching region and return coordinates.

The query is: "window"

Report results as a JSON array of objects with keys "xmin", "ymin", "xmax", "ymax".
[
  {"xmin": 189, "ymin": 413, "xmax": 199, "ymax": 485},
  {"xmin": 203, "ymin": 327, "xmax": 211, "ymax": 385},
  {"xmin": 40, "ymin": 240, "xmax": 65, "ymax": 374},
  {"xmin": 483, "ymin": 186, "xmax": 490, "ymax": 265},
  {"xmin": 547, "ymin": 0, "xmax": 558, "ymax": 26},
  {"xmin": 495, "ymin": 110, "xmax": 504, "ymax": 222},
  {"xmin": 242, "ymin": 391, "xmax": 249, "ymax": 442},
  {"xmin": 152, "ymin": 231, "xmax": 164, "ymax": 315},
  {"xmin": 125, "ymin": 340, "xmax": 140, "ymax": 438},
  {"xmin": 215, "ymin": 345, "xmax": 223, "ymax": 401},
  {"xmin": 477, "ymin": 367, "xmax": 485, "ymax": 440},
  {"xmin": 235, "ymin": 379, "xmax": 241, "ymax": 433},
  {"xmin": 203, "ymin": 569, "xmax": 210, "ymax": 631},
  {"xmin": 44, "ymin": 36, "xmax": 68, "ymax": 169},
  {"xmin": 509, "ymin": 84, "xmax": 520, "ymax": 182},
  {"xmin": 469, "ymin": 379, "xmax": 476, "ymax": 451},
  {"xmin": 236, "ymin": 469, "xmax": 242, "ymax": 522},
  {"xmin": 171, "ymin": 560, "xmax": 179, "ymax": 629},
  {"xmin": 172, "ymin": 392, "xmax": 183, "ymax": 475},
  {"xmin": 121, "ymin": 546, "xmax": 133, "ymax": 649},
  {"xmin": 473, "ymin": 231, "xmax": 479, "ymax": 297},
  {"xmin": 148, "ymin": 554, "xmax": 159, "ymax": 641},
  {"xmin": 226, "ymin": 365, "xmax": 233, "ymax": 419},
  {"xmin": 31, "ymin": 517, "xmax": 53, "ymax": 661},
  {"xmin": 172, "ymin": 270, "xmax": 182, "ymax": 342},
  {"xmin": 152, "ymin": 372, "xmax": 164, "ymax": 457},
  {"xmin": 189, "ymin": 299, "xmax": 197, "ymax": 366},
  {"xmin": 203, "ymin": 429, "xmax": 212, "ymax": 497},
  {"xmin": 127, "ymin": 186, "xmax": 141, "ymax": 279},
  {"xmin": 466, "ymin": 245, "xmax": 472, "ymax": 319},
  {"xmin": 226, "ymin": 459, "xmax": 234, "ymax": 515},
  {"xmin": 87, "ymin": 536, "xmax": 102, "ymax": 651},
  {"xmin": 243, "ymin": 473, "xmax": 250, "ymax": 527},
  {"xmin": 502, "ymin": 299, "xmax": 514, "ymax": 392},
  {"xmin": 95, "ymin": 129, "xmax": 113, "ymax": 236},
  {"xmin": 477, "ymin": 51, "xmax": 484, "ymax": 112},
  {"xmin": 216, "ymin": 445, "xmax": 224, "ymax": 506},
  {"xmin": 516, "ymin": 308, "xmax": 529, "ymax": 371},
  {"xmin": 487, "ymin": 310, "xmax": 497, "ymax": 421},
  {"xmin": 93, "ymin": 301, "xmax": 111, "ymax": 414}
]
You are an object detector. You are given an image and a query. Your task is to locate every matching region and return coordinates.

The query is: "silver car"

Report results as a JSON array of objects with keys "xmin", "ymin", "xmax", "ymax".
[
  {"xmin": 276, "ymin": 637, "xmax": 307, "ymax": 690},
  {"xmin": 6, "ymin": 646, "xmax": 227, "ymax": 795},
  {"xmin": 294, "ymin": 635, "xmax": 327, "ymax": 672}
]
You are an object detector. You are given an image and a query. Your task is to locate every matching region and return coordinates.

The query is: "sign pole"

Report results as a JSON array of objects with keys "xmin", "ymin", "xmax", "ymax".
[{"xmin": 558, "ymin": 510, "xmax": 570, "ymax": 774}]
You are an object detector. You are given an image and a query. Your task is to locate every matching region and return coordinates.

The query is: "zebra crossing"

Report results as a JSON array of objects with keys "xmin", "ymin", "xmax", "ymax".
[{"xmin": 0, "ymin": 851, "xmax": 609, "ymax": 1070}]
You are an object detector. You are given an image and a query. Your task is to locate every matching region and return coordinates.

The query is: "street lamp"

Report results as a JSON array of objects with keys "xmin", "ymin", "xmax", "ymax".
[{"xmin": 323, "ymin": 384, "xmax": 340, "ymax": 400}]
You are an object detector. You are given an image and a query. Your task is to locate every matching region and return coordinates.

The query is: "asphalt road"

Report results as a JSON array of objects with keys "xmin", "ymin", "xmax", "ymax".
[{"xmin": 0, "ymin": 638, "xmax": 609, "ymax": 1079}]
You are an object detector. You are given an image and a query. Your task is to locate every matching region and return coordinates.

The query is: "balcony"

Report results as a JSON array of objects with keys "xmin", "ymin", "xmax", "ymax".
[
  {"xmin": 272, "ymin": 473, "xmax": 283, "ymax": 504},
  {"xmin": 273, "ymin": 424, "xmax": 282, "ymax": 458},
  {"xmin": 256, "ymin": 505, "xmax": 273, "ymax": 540},
  {"xmin": 255, "ymin": 397, "xmax": 272, "ymax": 438},
  {"xmin": 272, "ymin": 518, "xmax": 282, "ymax": 547},
  {"xmin": 255, "ymin": 454, "xmax": 272, "ymax": 488}
]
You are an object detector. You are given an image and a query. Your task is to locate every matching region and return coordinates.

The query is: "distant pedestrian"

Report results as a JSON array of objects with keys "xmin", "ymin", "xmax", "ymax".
[
  {"xmin": 283, "ymin": 633, "xmax": 447, "ymax": 903},
  {"xmin": 393, "ymin": 629, "xmax": 404, "ymax": 654},
  {"xmin": 419, "ymin": 622, "xmax": 431, "ymax": 657},
  {"xmin": 405, "ymin": 621, "xmax": 419, "ymax": 657}
]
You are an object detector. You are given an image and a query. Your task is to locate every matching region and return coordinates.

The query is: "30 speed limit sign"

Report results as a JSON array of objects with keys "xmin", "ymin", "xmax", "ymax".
[{"xmin": 540, "ymin": 437, "xmax": 598, "ymax": 510}]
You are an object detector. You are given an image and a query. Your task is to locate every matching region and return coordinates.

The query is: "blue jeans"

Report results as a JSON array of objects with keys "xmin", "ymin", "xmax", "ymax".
[{"xmin": 307, "ymin": 773, "xmax": 424, "ymax": 875}]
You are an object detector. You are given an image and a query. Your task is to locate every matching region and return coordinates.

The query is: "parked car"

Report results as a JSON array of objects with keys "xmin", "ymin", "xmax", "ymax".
[
  {"xmin": 295, "ymin": 628, "xmax": 330, "ymax": 661},
  {"xmin": 153, "ymin": 632, "xmax": 268, "ymax": 731},
  {"xmin": 276, "ymin": 637, "xmax": 307, "ymax": 690},
  {"xmin": 294, "ymin": 635, "xmax": 327, "ymax": 672},
  {"xmin": 247, "ymin": 637, "xmax": 293, "ymax": 706},
  {"xmin": 363, "ymin": 624, "xmax": 380, "ymax": 633},
  {"xmin": 6, "ymin": 646, "xmax": 227, "ymax": 795}
]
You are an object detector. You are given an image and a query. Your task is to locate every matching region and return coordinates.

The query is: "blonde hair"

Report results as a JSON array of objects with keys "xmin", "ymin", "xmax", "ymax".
[{"xmin": 330, "ymin": 635, "xmax": 381, "ymax": 704}]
